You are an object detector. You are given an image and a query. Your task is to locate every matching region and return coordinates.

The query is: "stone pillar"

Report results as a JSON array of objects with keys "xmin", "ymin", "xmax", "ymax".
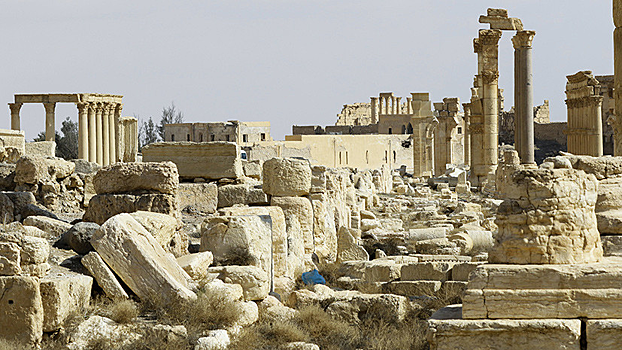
[
  {"xmin": 95, "ymin": 103, "xmax": 104, "ymax": 165},
  {"xmin": 463, "ymin": 103, "xmax": 472, "ymax": 167},
  {"xmin": 370, "ymin": 97, "xmax": 379, "ymax": 124},
  {"xmin": 391, "ymin": 96, "xmax": 397, "ymax": 114},
  {"xmin": 77, "ymin": 103, "xmax": 89, "ymax": 160},
  {"xmin": 565, "ymin": 71, "xmax": 604, "ymax": 157},
  {"xmin": 88, "ymin": 103, "xmax": 97, "ymax": 162},
  {"xmin": 8, "ymin": 103, "xmax": 22, "ymax": 131},
  {"xmin": 43, "ymin": 102, "xmax": 56, "ymax": 142},
  {"xmin": 615, "ymin": 0, "xmax": 622, "ymax": 155},
  {"xmin": 478, "ymin": 29, "xmax": 502, "ymax": 185},
  {"xmin": 512, "ymin": 30, "xmax": 536, "ymax": 164},
  {"xmin": 102, "ymin": 103, "xmax": 111, "ymax": 166},
  {"xmin": 396, "ymin": 97, "xmax": 401, "ymax": 114},
  {"xmin": 407, "ymin": 97, "xmax": 413, "ymax": 114},
  {"xmin": 111, "ymin": 104, "xmax": 121, "ymax": 163}
]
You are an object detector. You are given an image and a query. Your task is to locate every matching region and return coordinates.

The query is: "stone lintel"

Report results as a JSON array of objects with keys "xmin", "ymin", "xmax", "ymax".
[
  {"xmin": 479, "ymin": 16, "xmax": 524, "ymax": 31},
  {"xmin": 14, "ymin": 93, "xmax": 123, "ymax": 104}
]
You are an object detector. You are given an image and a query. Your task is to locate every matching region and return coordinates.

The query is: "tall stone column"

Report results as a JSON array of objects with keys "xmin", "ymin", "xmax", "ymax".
[
  {"xmin": 110, "ymin": 104, "xmax": 120, "ymax": 163},
  {"xmin": 614, "ymin": 0, "xmax": 622, "ymax": 154},
  {"xmin": 88, "ymin": 103, "xmax": 97, "ymax": 162},
  {"xmin": 463, "ymin": 103, "xmax": 472, "ymax": 167},
  {"xmin": 102, "ymin": 103, "xmax": 111, "ymax": 166},
  {"xmin": 478, "ymin": 29, "xmax": 502, "ymax": 183},
  {"xmin": 8, "ymin": 103, "xmax": 22, "ymax": 131},
  {"xmin": 370, "ymin": 97, "xmax": 379, "ymax": 124},
  {"xmin": 512, "ymin": 30, "xmax": 536, "ymax": 164},
  {"xmin": 396, "ymin": 97, "xmax": 401, "ymax": 114},
  {"xmin": 43, "ymin": 102, "xmax": 56, "ymax": 142},
  {"xmin": 77, "ymin": 103, "xmax": 89, "ymax": 160},
  {"xmin": 407, "ymin": 97, "xmax": 413, "ymax": 114},
  {"xmin": 95, "ymin": 103, "xmax": 104, "ymax": 165}
]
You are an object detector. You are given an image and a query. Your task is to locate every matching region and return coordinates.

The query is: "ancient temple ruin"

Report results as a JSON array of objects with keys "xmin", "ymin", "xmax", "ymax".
[
  {"xmin": 565, "ymin": 71, "xmax": 605, "ymax": 157},
  {"xmin": 8, "ymin": 93, "xmax": 138, "ymax": 165}
]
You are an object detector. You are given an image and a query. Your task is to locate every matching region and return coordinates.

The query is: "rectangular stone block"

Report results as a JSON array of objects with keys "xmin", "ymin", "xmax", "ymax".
[
  {"xmin": 451, "ymin": 262, "xmax": 483, "ymax": 281},
  {"xmin": 401, "ymin": 262, "xmax": 456, "ymax": 282},
  {"xmin": 463, "ymin": 260, "xmax": 622, "ymax": 319},
  {"xmin": 178, "ymin": 183, "xmax": 217, "ymax": 214},
  {"xmin": 587, "ymin": 319, "xmax": 622, "ymax": 349},
  {"xmin": 91, "ymin": 214, "xmax": 196, "ymax": 305},
  {"xmin": 142, "ymin": 142, "xmax": 243, "ymax": 180},
  {"xmin": 82, "ymin": 251, "xmax": 129, "ymax": 299},
  {"xmin": 0, "ymin": 276, "xmax": 43, "ymax": 346},
  {"xmin": 40, "ymin": 273, "xmax": 93, "ymax": 332},
  {"xmin": 0, "ymin": 242, "xmax": 21, "ymax": 275},
  {"xmin": 428, "ymin": 318, "xmax": 581, "ymax": 350},
  {"xmin": 382, "ymin": 280, "xmax": 441, "ymax": 296}
]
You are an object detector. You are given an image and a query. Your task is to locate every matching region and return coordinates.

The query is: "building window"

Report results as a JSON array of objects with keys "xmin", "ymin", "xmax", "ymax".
[
  {"xmin": 366, "ymin": 150, "xmax": 369, "ymax": 164},
  {"xmin": 385, "ymin": 151, "xmax": 388, "ymax": 163},
  {"xmin": 388, "ymin": 128, "xmax": 392, "ymax": 134},
  {"xmin": 211, "ymin": 135, "xmax": 215, "ymax": 141},
  {"xmin": 199, "ymin": 133, "xmax": 203, "ymax": 142},
  {"xmin": 407, "ymin": 123, "xmax": 413, "ymax": 134},
  {"xmin": 393, "ymin": 151, "xmax": 396, "ymax": 162},
  {"xmin": 171, "ymin": 134, "xmax": 175, "ymax": 141},
  {"xmin": 261, "ymin": 133, "xmax": 266, "ymax": 141},
  {"xmin": 346, "ymin": 152, "xmax": 348, "ymax": 164},
  {"xmin": 243, "ymin": 134, "xmax": 248, "ymax": 142},
  {"xmin": 225, "ymin": 135, "xmax": 230, "ymax": 141},
  {"xmin": 457, "ymin": 127, "xmax": 462, "ymax": 134},
  {"xmin": 401, "ymin": 125, "xmax": 406, "ymax": 134},
  {"xmin": 339, "ymin": 152, "xmax": 342, "ymax": 165}
]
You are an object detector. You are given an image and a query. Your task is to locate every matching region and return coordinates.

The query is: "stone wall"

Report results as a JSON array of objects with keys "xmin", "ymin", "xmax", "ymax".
[{"xmin": 335, "ymin": 103, "xmax": 372, "ymax": 126}]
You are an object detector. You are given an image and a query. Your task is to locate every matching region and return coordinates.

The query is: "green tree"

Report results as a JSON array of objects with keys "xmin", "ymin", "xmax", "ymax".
[
  {"xmin": 34, "ymin": 117, "xmax": 78, "ymax": 160},
  {"xmin": 138, "ymin": 115, "xmax": 159, "ymax": 150},
  {"xmin": 158, "ymin": 102, "xmax": 184, "ymax": 141}
]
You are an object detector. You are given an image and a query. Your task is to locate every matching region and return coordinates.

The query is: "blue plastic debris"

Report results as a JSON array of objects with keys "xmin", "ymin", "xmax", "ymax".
[{"xmin": 301, "ymin": 269, "xmax": 326, "ymax": 285}]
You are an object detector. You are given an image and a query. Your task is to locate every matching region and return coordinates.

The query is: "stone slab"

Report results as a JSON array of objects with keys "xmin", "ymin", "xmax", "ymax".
[
  {"xmin": 178, "ymin": 183, "xmax": 217, "ymax": 213},
  {"xmin": 428, "ymin": 317, "xmax": 581, "ymax": 350},
  {"xmin": 0, "ymin": 276, "xmax": 43, "ymax": 346},
  {"xmin": 82, "ymin": 251, "xmax": 129, "ymax": 299},
  {"xmin": 40, "ymin": 272, "xmax": 93, "ymax": 332},
  {"xmin": 587, "ymin": 319, "xmax": 622, "ymax": 349}
]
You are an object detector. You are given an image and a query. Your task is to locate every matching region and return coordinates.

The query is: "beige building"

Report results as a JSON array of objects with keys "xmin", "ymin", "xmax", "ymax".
[
  {"xmin": 164, "ymin": 121, "xmax": 272, "ymax": 144},
  {"xmin": 565, "ymin": 71, "xmax": 604, "ymax": 157},
  {"xmin": 246, "ymin": 134, "xmax": 413, "ymax": 171}
]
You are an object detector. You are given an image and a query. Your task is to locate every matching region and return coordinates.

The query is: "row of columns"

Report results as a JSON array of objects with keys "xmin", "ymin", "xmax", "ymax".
[
  {"xmin": 565, "ymin": 71, "xmax": 604, "ymax": 157},
  {"xmin": 77, "ymin": 102, "xmax": 123, "ymax": 166}
]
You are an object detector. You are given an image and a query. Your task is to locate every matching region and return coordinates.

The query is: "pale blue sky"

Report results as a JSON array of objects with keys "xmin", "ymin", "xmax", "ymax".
[{"xmin": 0, "ymin": 1, "xmax": 613, "ymax": 140}]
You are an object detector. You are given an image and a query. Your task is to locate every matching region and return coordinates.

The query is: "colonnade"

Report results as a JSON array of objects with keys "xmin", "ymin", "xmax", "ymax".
[{"xmin": 565, "ymin": 71, "xmax": 604, "ymax": 157}]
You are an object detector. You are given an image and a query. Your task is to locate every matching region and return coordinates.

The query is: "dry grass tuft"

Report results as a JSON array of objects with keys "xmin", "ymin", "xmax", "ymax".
[
  {"xmin": 110, "ymin": 299, "xmax": 140, "ymax": 324},
  {"xmin": 294, "ymin": 305, "xmax": 361, "ymax": 350}
]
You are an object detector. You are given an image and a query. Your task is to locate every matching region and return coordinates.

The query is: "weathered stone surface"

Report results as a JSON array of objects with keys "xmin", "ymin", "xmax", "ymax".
[
  {"xmin": 90, "ymin": 214, "xmax": 196, "ymax": 304},
  {"xmin": 401, "ymin": 262, "xmax": 456, "ymax": 282},
  {"xmin": 263, "ymin": 158, "xmax": 312, "ymax": 196},
  {"xmin": 209, "ymin": 265, "xmax": 270, "ymax": 301},
  {"xmin": 0, "ymin": 193, "xmax": 14, "ymax": 223},
  {"xmin": 243, "ymin": 160, "xmax": 263, "ymax": 180},
  {"xmin": 281, "ymin": 342, "xmax": 320, "ymax": 350},
  {"xmin": 492, "ymin": 168, "xmax": 602, "ymax": 264},
  {"xmin": 428, "ymin": 318, "xmax": 581, "ymax": 350},
  {"xmin": 200, "ymin": 215, "xmax": 272, "ymax": 276},
  {"xmin": 0, "ymin": 276, "xmax": 43, "ymax": 346},
  {"xmin": 463, "ymin": 260, "xmax": 622, "ymax": 319},
  {"xmin": 597, "ymin": 209, "xmax": 622, "ymax": 235},
  {"xmin": 285, "ymin": 215, "xmax": 305, "ymax": 279},
  {"xmin": 14, "ymin": 155, "xmax": 75, "ymax": 185},
  {"xmin": 63, "ymin": 222, "xmax": 99, "ymax": 255},
  {"xmin": 219, "ymin": 206, "xmax": 287, "ymax": 278},
  {"xmin": 203, "ymin": 279, "xmax": 244, "ymax": 301},
  {"xmin": 337, "ymin": 226, "xmax": 369, "ymax": 263},
  {"xmin": 309, "ymin": 193, "xmax": 337, "ymax": 263},
  {"xmin": 195, "ymin": 329, "xmax": 231, "ymax": 350},
  {"xmin": 20, "ymin": 235, "xmax": 50, "ymax": 265},
  {"xmin": 178, "ymin": 182, "xmax": 217, "ymax": 213},
  {"xmin": 177, "ymin": 251, "xmax": 213, "ymax": 280},
  {"xmin": 40, "ymin": 272, "xmax": 93, "ymax": 332},
  {"xmin": 23, "ymin": 215, "xmax": 71, "ymax": 239},
  {"xmin": 71, "ymin": 159, "xmax": 101, "ymax": 174},
  {"xmin": 217, "ymin": 183, "xmax": 268, "ymax": 208},
  {"xmin": 83, "ymin": 193, "xmax": 178, "ymax": 225},
  {"xmin": 0, "ymin": 163, "xmax": 16, "ymax": 191},
  {"xmin": 142, "ymin": 142, "xmax": 243, "ymax": 180},
  {"xmin": 586, "ymin": 319, "xmax": 622, "ymax": 349},
  {"xmin": 602, "ymin": 235, "xmax": 622, "ymax": 256},
  {"xmin": 93, "ymin": 161, "xmax": 179, "ymax": 195},
  {"xmin": 65, "ymin": 315, "xmax": 139, "ymax": 350},
  {"xmin": 271, "ymin": 196, "xmax": 314, "ymax": 254},
  {"xmin": 451, "ymin": 262, "xmax": 484, "ymax": 281},
  {"xmin": 0, "ymin": 242, "xmax": 21, "ymax": 275},
  {"xmin": 383, "ymin": 280, "xmax": 441, "ymax": 296},
  {"xmin": 130, "ymin": 211, "xmax": 179, "ymax": 247},
  {"xmin": 81, "ymin": 251, "xmax": 129, "ymax": 299}
]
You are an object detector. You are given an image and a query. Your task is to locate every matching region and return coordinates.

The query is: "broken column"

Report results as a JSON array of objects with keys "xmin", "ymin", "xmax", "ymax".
[
  {"xmin": 433, "ymin": 98, "xmax": 463, "ymax": 176},
  {"xmin": 411, "ymin": 93, "xmax": 438, "ymax": 178},
  {"xmin": 565, "ymin": 71, "xmax": 604, "ymax": 157},
  {"xmin": 512, "ymin": 30, "xmax": 536, "ymax": 165}
]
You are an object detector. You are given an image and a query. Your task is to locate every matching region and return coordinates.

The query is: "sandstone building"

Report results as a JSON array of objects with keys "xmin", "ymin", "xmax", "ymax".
[{"xmin": 164, "ymin": 121, "xmax": 272, "ymax": 144}]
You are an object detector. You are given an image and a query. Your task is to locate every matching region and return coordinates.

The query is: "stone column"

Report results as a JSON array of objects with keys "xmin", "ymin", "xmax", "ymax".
[
  {"xmin": 8, "ymin": 103, "xmax": 22, "ymax": 131},
  {"xmin": 95, "ymin": 103, "xmax": 104, "ymax": 165},
  {"xmin": 407, "ymin": 97, "xmax": 413, "ymax": 114},
  {"xmin": 478, "ymin": 29, "xmax": 502, "ymax": 184},
  {"xmin": 102, "ymin": 103, "xmax": 111, "ymax": 166},
  {"xmin": 512, "ymin": 30, "xmax": 536, "ymax": 164},
  {"xmin": 111, "ymin": 104, "xmax": 121, "ymax": 163},
  {"xmin": 396, "ymin": 97, "xmax": 401, "ymax": 114},
  {"xmin": 88, "ymin": 103, "xmax": 97, "ymax": 162},
  {"xmin": 463, "ymin": 103, "xmax": 472, "ymax": 167},
  {"xmin": 370, "ymin": 97, "xmax": 379, "ymax": 124},
  {"xmin": 43, "ymin": 102, "xmax": 56, "ymax": 142},
  {"xmin": 77, "ymin": 103, "xmax": 89, "ymax": 160},
  {"xmin": 614, "ymin": 0, "xmax": 622, "ymax": 155}
]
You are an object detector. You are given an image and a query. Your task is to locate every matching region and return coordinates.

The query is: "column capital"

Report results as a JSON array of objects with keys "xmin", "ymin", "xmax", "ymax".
[
  {"xmin": 76, "ymin": 102, "xmax": 89, "ymax": 114},
  {"xmin": 8, "ymin": 103, "xmax": 22, "ymax": 112},
  {"xmin": 512, "ymin": 30, "xmax": 536, "ymax": 49},
  {"xmin": 482, "ymin": 70, "xmax": 500, "ymax": 84},
  {"xmin": 43, "ymin": 102, "xmax": 56, "ymax": 113},
  {"xmin": 478, "ymin": 29, "xmax": 502, "ymax": 46},
  {"xmin": 94, "ymin": 102, "xmax": 104, "ymax": 113}
]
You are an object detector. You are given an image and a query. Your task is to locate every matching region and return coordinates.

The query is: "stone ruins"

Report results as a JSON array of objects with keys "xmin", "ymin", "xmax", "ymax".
[{"xmin": 2, "ymin": 4, "xmax": 622, "ymax": 350}]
